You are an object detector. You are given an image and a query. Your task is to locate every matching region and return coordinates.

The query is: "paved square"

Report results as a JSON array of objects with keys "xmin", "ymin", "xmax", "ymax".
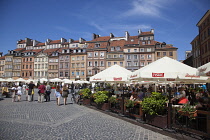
[{"xmin": 0, "ymin": 90, "xmax": 175, "ymax": 140}]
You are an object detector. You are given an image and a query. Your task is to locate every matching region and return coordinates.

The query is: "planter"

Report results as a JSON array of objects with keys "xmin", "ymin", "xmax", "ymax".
[
  {"xmin": 178, "ymin": 110, "xmax": 198, "ymax": 118},
  {"xmin": 83, "ymin": 98, "xmax": 90, "ymax": 105},
  {"xmin": 145, "ymin": 114, "xmax": 168, "ymax": 129},
  {"xmin": 97, "ymin": 103, "xmax": 109, "ymax": 111}
]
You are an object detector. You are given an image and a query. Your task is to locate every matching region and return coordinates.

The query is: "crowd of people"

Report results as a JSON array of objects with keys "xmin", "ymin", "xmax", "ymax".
[{"xmin": 6, "ymin": 81, "xmax": 84, "ymax": 106}]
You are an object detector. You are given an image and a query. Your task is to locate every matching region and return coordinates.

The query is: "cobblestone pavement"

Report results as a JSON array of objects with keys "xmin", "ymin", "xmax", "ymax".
[{"xmin": 0, "ymin": 90, "xmax": 176, "ymax": 140}]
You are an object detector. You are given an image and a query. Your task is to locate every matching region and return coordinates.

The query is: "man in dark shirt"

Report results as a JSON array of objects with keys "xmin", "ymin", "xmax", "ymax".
[{"xmin": 28, "ymin": 81, "xmax": 35, "ymax": 102}]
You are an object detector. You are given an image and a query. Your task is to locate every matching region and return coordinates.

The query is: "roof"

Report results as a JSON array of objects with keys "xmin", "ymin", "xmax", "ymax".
[
  {"xmin": 13, "ymin": 48, "xmax": 26, "ymax": 52},
  {"xmin": 0, "ymin": 56, "xmax": 5, "ymax": 60},
  {"xmin": 107, "ymin": 40, "xmax": 125, "ymax": 52},
  {"xmin": 88, "ymin": 36, "xmax": 110, "ymax": 42},
  {"xmin": 86, "ymin": 41, "xmax": 109, "ymax": 49},
  {"xmin": 43, "ymin": 48, "xmax": 60, "ymax": 55},
  {"xmin": 48, "ymin": 40, "xmax": 61, "ymax": 44},
  {"xmin": 196, "ymin": 10, "xmax": 210, "ymax": 26},
  {"xmin": 35, "ymin": 43, "xmax": 45, "ymax": 46},
  {"xmin": 18, "ymin": 40, "xmax": 26, "ymax": 44},
  {"xmin": 125, "ymin": 36, "xmax": 139, "ymax": 45},
  {"xmin": 139, "ymin": 31, "xmax": 154, "ymax": 35}
]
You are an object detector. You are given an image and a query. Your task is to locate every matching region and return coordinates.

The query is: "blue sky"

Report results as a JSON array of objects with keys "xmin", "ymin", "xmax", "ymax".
[{"xmin": 0, "ymin": 0, "xmax": 209, "ymax": 61}]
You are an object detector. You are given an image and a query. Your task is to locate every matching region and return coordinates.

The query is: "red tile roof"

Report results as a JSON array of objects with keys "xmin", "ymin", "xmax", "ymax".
[
  {"xmin": 35, "ymin": 43, "xmax": 45, "ymax": 46},
  {"xmin": 0, "ymin": 56, "xmax": 5, "ymax": 60},
  {"xmin": 13, "ymin": 48, "xmax": 26, "ymax": 52},
  {"xmin": 108, "ymin": 40, "xmax": 125, "ymax": 52},
  {"xmin": 43, "ymin": 48, "xmax": 60, "ymax": 55},
  {"xmin": 125, "ymin": 36, "xmax": 139, "ymax": 45},
  {"xmin": 90, "ymin": 36, "xmax": 110, "ymax": 42},
  {"xmin": 48, "ymin": 40, "xmax": 61, "ymax": 44},
  {"xmin": 140, "ymin": 31, "xmax": 154, "ymax": 35},
  {"xmin": 86, "ymin": 42, "xmax": 109, "ymax": 49}
]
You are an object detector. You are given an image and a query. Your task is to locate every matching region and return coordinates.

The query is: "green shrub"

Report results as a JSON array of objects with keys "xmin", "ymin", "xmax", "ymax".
[
  {"xmin": 93, "ymin": 91, "xmax": 109, "ymax": 104},
  {"xmin": 79, "ymin": 88, "xmax": 91, "ymax": 99},
  {"xmin": 141, "ymin": 92, "xmax": 167, "ymax": 115},
  {"xmin": 125, "ymin": 99, "xmax": 135, "ymax": 108},
  {"xmin": 108, "ymin": 96, "xmax": 118, "ymax": 104}
]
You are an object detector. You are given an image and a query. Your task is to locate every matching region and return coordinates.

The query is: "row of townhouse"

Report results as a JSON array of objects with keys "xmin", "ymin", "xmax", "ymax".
[{"xmin": 0, "ymin": 29, "xmax": 178, "ymax": 81}]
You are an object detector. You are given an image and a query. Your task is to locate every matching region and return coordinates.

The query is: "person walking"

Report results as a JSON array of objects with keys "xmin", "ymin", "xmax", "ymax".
[
  {"xmin": 16, "ymin": 84, "xmax": 23, "ymax": 102},
  {"xmin": 11, "ymin": 85, "xmax": 17, "ymax": 102},
  {"xmin": 62, "ymin": 84, "xmax": 69, "ymax": 105},
  {"xmin": 45, "ymin": 83, "xmax": 51, "ymax": 102},
  {"xmin": 54, "ymin": 85, "xmax": 62, "ymax": 106},
  {"xmin": 28, "ymin": 81, "xmax": 35, "ymax": 102},
  {"xmin": 38, "ymin": 83, "xmax": 46, "ymax": 103},
  {"xmin": 22, "ymin": 83, "xmax": 28, "ymax": 101}
]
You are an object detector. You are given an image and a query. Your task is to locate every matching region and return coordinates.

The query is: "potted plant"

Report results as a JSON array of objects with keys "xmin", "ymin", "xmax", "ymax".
[
  {"xmin": 93, "ymin": 91, "xmax": 109, "ymax": 110},
  {"xmin": 141, "ymin": 92, "xmax": 168, "ymax": 128},
  {"xmin": 178, "ymin": 104, "xmax": 197, "ymax": 120},
  {"xmin": 79, "ymin": 88, "xmax": 92, "ymax": 105}
]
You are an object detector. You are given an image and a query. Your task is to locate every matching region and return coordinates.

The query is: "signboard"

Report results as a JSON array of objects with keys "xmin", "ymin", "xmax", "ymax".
[{"xmin": 152, "ymin": 73, "xmax": 164, "ymax": 77}]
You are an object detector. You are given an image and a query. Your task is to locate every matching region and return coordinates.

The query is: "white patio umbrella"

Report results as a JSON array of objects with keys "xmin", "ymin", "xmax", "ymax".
[
  {"xmin": 90, "ymin": 64, "xmax": 132, "ymax": 83},
  {"xmin": 197, "ymin": 62, "xmax": 210, "ymax": 76},
  {"xmin": 63, "ymin": 79, "xmax": 73, "ymax": 84},
  {"xmin": 49, "ymin": 78, "xmax": 63, "ymax": 82},
  {"xmin": 0, "ymin": 78, "xmax": 5, "ymax": 82},
  {"xmin": 25, "ymin": 78, "xmax": 34, "ymax": 83},
  {"xmin": 5, "ymin": 78, "xmax": 15, "ymax": 82},
  {"xmin": 14, "ymin": 78, "xmax": 26, "ymax": 82},
  {"xmin": 130, "ymin": 56, "xmax": 198, "ymax": 82},
  {"xmin": 39, "ymin": 78, "xmax": 48, "ymax": 83}
]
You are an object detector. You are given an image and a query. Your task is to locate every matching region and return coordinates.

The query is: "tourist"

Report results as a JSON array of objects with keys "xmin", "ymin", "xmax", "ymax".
[
  {"xmin": 11, "ymin": 85, "xmax": 17, "ymax": 102},
  {"xmin": 54, "ymin": 85, "xmax": 62, "ymax": 106},
  {"xmin": 28, "ymin": 81, "xmax": 35, "ymax": 102},
  {"xmin": 16, "ymin": 84, "xmax": 23, "ymax": 102},
  {"xmin": 62, "ymin": 84, "xmax": 69, "ymax": 105},
  {"xmin": 45, "ymin": 83, "xmax": 51, "ymax": 102},
  {"xmin": 38, "ymin": 83, "xmax": 46, "ymax": 103}
]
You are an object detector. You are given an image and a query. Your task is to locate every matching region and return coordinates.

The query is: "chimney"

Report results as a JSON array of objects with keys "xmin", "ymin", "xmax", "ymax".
[
  {"xmin": 79, "ymin": 38, "xmax": 85, "ymax": 43},
  {"xmin": 0, "ymin": 52, "xmax": 3, "ymax": 57},
  {"xmin": 110, "ymin": 33, "xmax": 114, "ymax": 38},
  {"xmin": 151, "ymin": 29, "xmax": 154, "ymax": 34},
  {"xmin": 92, "ymin": 33, "xmax": 100, "ymax": 40},
  {"xmin": 61, "ymin": 38, "xmax": 66, "ymax": 44},
  {"xmin": 138, "ymin": 29, "xmax": 142, "ymax": 34},
  {"xmin": 69, "ymin": 39, "xmax": 74, "ymax": 43},
  {"xmin": 33, "ymin": 40, "xmax": 39, "ymax": 46},
  {"xmin": 125, "ymin": 31, "xmax": 130, "ymax": 41},
  {"xmin": 47, "ymin": 39, "xmax": 51, "ymax": 43}
]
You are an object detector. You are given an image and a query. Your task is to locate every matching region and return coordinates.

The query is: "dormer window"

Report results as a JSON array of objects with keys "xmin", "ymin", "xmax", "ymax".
[
  {"xmin": 111, "ymin": 47, "xmax": 114, "ymax": 51},
  {"xmin": 116, "ymin": 46, "xmax": 121, "ymax": 51},
  {"xmin": 95, "ymin": 43, "xmax": 100, "ymax": 48},
  {"xmin": 161, "ymin": 42, "xmax": 166, "ymax": 48},
  {"xmin": 73, "ymin": 50, "xmax": 76, "ymax": 53},
  {"xmin": 155, "ymin": 43, "xmax": 161, "ymax": 48}
]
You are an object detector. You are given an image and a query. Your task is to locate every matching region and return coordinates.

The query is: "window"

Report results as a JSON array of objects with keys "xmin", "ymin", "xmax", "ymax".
[
  {"xmin": 140, "ymin": 48, "xmax": 144, "ymax": 52},
  {"xmin": 77, "ymin": 56, "xmax": 80, "ymax": 60},
  {"xmin": 140, "ymin": 62, "xmax": 144, "ymax": 66},
  {"xmin": 157, "ymin": 52, "xmax": 160, "ymax": 56},
  {"xmin": 114, "ymin": 55, "xmax": 117, "ymax": 58},
  {"xmin": 119, "ymin": 54, "xmax": 123, "ymax": 58},
  {"xmin": 134, "ymin": 49, "xmax": 137, "ymax": 52},
  {"xmin": 100, "ymin": 52, "xmax": 104, "ymax": 57},
  {"xmin": 81, "ymin": 71, "xmax": 84, "ymax": 76},
  {"xmin": 88, "ymin": 53, "xmax": 92, "ymax": 57},
  {"xmin": 76, "ymin": 71, "xmax": 79, "ymax": 75},
  {"xmin": 60, "ymin": 72, "xmax": 63, "ymax": 77},
  {"xmin": 147, "ymin": 48, "xmax": 151, "ymax": 52},
  {"xmin": 163, "ymin": 52, "xmax": 166, "ymax": 56},
  {"xmin": 72, "ymin": 63, "xmax": 75, "ymax": 68},
  {"xmin": 111, "ymin": 47, "xmax": 115, "ymax": 51},
  {"xmin": 72, "ymin": 57, "xmax": 75, "ymax": 61},
  {"xmin": 147, "ymin": 55, "xmax": 152, "ymax": 59},
  {"xmin": 82, "ymin": 56, "xmax": 84, "ymax": 60},
  {"xmin": 169, "ymin": 52, "xmax": 173, "ymax": 56},
  {"xmin": 120, "ymin": 62, "xmax": 123, "ymax": 66},
  {"xmin": 140, "ymin": 55, "xmax": 144, "ymax": 59},
  {"xmin": 134, "ymin": 55, "xmax": 138, "ymax": 59},
  {"xmin": 94, "ymin": 52, "xmax": 98, "ymax": 57},
  {"xmin": 148, "ymin": 41, "xmax": 151, "ymax": 44},
  {"xmin": 134, "ymin": 62, "xmax": 138, "ymax": 66},
  {"xmin": 95, "ymin": 61, "xmax": 98, "ymax": 66},
  {"xmin": 114, "ymin": 62, "xmax": 117, "ymax": 65},
  {"xmin": 128, "ymin": 49, "xmax": 130, "ymax": 52},
  {"xmin": 142, "ymin": 42, "xmax": 145, "ymax": 45},
  {"xmin": 88, "ymin": 61, "xmax": 92, "ymax": 66},
  {"xmin": 95, "ymin": 43, "xmax": 100, "ymax": 48},
  {"xmin": 72, "ymin": 72, "xmax": 74, "ymax": 76},
  {"xmin": 65, "ymin": 72, "xmax": 68, "ymax": 77},
  {"xmin": 116, "ymin": 46, "xmax": 120, "ymax": 51},
  {"xmin": 108, "ymin": 55, "xmax": 112, "ymax": 58},
  {"xmin": 108, "ymin": 62, "xmax": 111, "ymax": 67},
  {"xmin": 100, "ymin": 61, "xmax": 104, "ymax": 66},
  {"xmin": 88, "ymin": 70, "xmax": 92, "ymax": 75},
  {"xmin": 127, "ymin": 62, "xmax": 131, "ymax": 66},
  {"xmin": 127, "ymin": 55, "xmax": 131, "ymax": 60}
]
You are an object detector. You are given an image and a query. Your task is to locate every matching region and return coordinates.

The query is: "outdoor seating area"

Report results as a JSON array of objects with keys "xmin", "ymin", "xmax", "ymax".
[{"xmin": 0, "ymin": 56, "xmax": 210, "ymax": 139}]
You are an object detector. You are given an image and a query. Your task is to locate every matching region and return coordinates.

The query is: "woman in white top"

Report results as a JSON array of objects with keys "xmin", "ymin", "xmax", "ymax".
[
  {"xmin": 16, "ymin": 85, "xmax": 22, "ymax": 101},
  {"xmin": 11, "ymin": 85, "xmax": 17, "ymax": 102}
]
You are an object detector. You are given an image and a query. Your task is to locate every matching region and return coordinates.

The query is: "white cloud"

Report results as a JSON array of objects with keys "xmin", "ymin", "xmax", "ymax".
[{"xmin": 124, "ymin": 0, "xmax": 168, "ymax": 17}]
